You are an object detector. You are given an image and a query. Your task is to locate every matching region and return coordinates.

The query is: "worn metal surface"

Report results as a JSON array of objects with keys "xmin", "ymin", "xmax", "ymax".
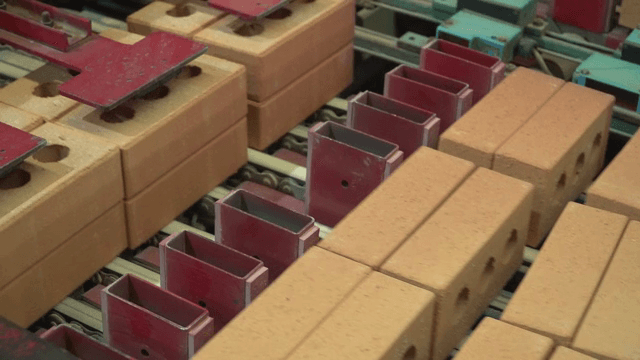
[
  {"xmin": 0, "ymin": 317, "xmax": 78, "ymax": 360},
  {"xmin": 207, "ymin": 0, "xmax": 290, "ymax": 21},
  {"xmin": 0, "ymin": 122, "xmax": 46, "ymax": 178},
  {"xmin": 41, "ymin": 325, "xmax": 134, "ymax": 360}
]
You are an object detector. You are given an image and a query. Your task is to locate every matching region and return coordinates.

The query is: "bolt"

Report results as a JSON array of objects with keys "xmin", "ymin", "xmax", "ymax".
[
  {"xmin": 533, "ymin": 18, "xmax": 544, "ymax": 26},
  {"xmin": 497, "ymin": 36, "xmax": 508, "ymax": 43},
  {"xmin": 580, "ymin": 69, "xmax": 590, "ymax": 75},
  {"xmin": 41, "ymin": 11, "xmax": 54, "ymax": 27},
  {"xmin": 444, "ymin": 19, "xmax": 454, "ymax": 26}
]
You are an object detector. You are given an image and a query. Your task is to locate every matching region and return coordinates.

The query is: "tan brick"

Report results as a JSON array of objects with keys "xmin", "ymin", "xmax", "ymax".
[
  {"xmin": 0, "ymin": 103, "xmax": 44, "ymax": 131},
  {"xmin": 550, "ymin": 347, "xmax": 598, "ymax": 360},
  {"xmin": 438, "ymin": 67, "xmax": 563, "ymax": 168},
  {"xmin": 286, "ymin": 272, "xmax": 435, "ymax": 360},
  {"xmin": 381, "ymin": 167, "xmax": 534, "ymax": 360},
  {"xmin": 127, "ymin": 1, "xmax": 224, "ymax": 38},
  {"xmin": 494, "ymin": 82, "xmax": 615, "ymax": 246},
  {"xmin": 193, "ymin": 247, "xmax": 371, "ymax": 360},
  {"xmin": 573, "ymin": 220, "xmax": 640, "ymax": 360},
  {"xmin": 319, "ymin": 147, "xmax": 475, "ymax": 269},
  {"xmin": 193, "ymin": 0, "xmax": 354, "ymax": 101},
  {"xmin": 502, "ymin": 202, "xmax": 628, "ymax": 345},
  {"xmin": 455, "ymin": 318, "xmax": 555, "ymax": 360}
]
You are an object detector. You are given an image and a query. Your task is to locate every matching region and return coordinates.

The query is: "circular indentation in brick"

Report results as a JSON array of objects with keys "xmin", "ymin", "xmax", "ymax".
[
  {"xmin": 266, "ymin": 8, "xmax": 292, "ymax": 19},
  {"xmin": 32, "ymin": 81, "xmax": 61, "ymax": 98},
  {"xmin": 178, "ymin": 65, "xmax": 202, "ymax": 79},
  {"xmin": 141, "ymin": 85, "xmax": 170, "ymax": 100},
  {"xmin": 0, "ymin": 169, "xmax": 31, "ymax": 190},
  {"xmin": 234, "ymin": 23, "xmax": 265, "ymax": 37},
  {"xmin": 502, "ymin": 229, "xmax": 518, "ymax": 264},
  {"xmin": 557, "ymin": 173, "xmax": 566, "ymax": 190},
  {"xmin": 455, "ymin": 287, "xmax": 470, "ymax": 313},
  {"xmin": 593, "ymin": 133, "xmax": 602, "ymax": 148},
  {"xmin": 166, "ymin": 4, "xmax": 193, "ymax": 17},
  {"xmin": 141, "ymin": 348, "xmax": 150, "ymax": 357},
  {"xmin": 100, "ymin": 105, "xmax": 136, "ymax": 123},
  {"xmin": 198, "ymin": 300, "xmax": 207, "ymax": 308},
  {"xmin": 341, "ymin": 180, "xmax": 349, "ymax": 188},
  {"xmin": 33, "ymin": 144, "xmax": 70, "ymax": 163},
  {"xmin": 575, "ymin": 153, "xmax": 585, "ymax": 175},
  {"xmin": 479, "ymin": 257, "xmax": 496, "ymax": 293},
  {"xmin": 403, "ymin": 346, "xmax": 417, "ymax": 360}
]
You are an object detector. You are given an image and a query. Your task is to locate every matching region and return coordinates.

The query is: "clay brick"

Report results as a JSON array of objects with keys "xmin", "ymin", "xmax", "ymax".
[
  {"xmin": 502, "ymin": 202, "xmax": 628, "ymax": 345},
  {"xmin": 550, "ymin": 347, "xmax": 598, "ymax": 360},
  {"xmin": 286, "ymin": 272, "xmax": 435, "ymax": 360},
  {"xmin": 193, "ymin": 0, "xmax": 354, "ymax": 101},
  {"xmin": 0, "ymin": 103, "xmax": 44, "ymax": 131},
  {"xmin": 573, "ymin": 220, "xmax": 640, "ymax": 360},
  {"xmin": 493, "ymin": 82, "xmax": 615, "ymax": 246},
  {"xmin": 319, "ymin": 147, "xmax": 475, "ymax": 269},
  {"xmin": 438, "ymin": 67, "xmax": 563, "ymax": 168},
  {"xmin": 127, "ymin": 1, "xmax": 224, "ymax": 38},
  {"xmin": 455, "ymin": 318, "xmax": 555, "ymax": 360},
  {"xmin": 193, "ymin": 247, "xmax": 370, "ymax": 360},
  {"xmin": 0, "ymin": 202, "xmax": 126, "ymax": 328},
  {"xmin": 381, "ymin": 167, "xmax": 534, "ymax": 360},
  {"xmin": 0, "ymin": 123, "xmax": 123, "ymax": 290}
]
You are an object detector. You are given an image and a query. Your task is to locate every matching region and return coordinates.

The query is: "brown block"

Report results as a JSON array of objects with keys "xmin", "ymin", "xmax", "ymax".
[
  {"xmin": 550, "ymin": 347, "xmax": 598, "ymax": 360},
  {"xmin": 319, "ymin": 147, "xmax": 476, "ymax": 269},
  {"xmin": 455, "ymin": 318, "xmax": 555, "ymax": 360},
  {"xmin": 193, "ymin": 247, "xmax": 370, "ymax": 360},
  {"xmin": 247, "ymin": 43, "xmax": 353, "ymax": 150},
  {"xmin": 619, "ymin": 0, "xmax": 640, "ymax": 28},
  {"xmin": 0, "ymin": 202, "xmax": 126, "ymax": 328},
  {"xmin": 438, "ymin": 67, "xmax": 563, "ymax": 168},
  {"xmin": 494, "ymin": 82, "xmax": 615, "ymax": 246},
  {"xmin": 286, "ymin": 272, "xmax": 436, "ymax": 360},
  {"xmin": 0, "ymin": 123, "xmax": 123, "ymax": 289},
  {"xmin": 55, "ymin": 29, "xmax": 247, "ymax": 198},
  {"xmin": 193, "ymin": 0, "xmax": 354, "ymax": 101},
  {"xmin": 502, "ymin": 202, "xmax": 628, "ymax": 345},
  {"xmin": 0, "ymin": 103, "xmax": 44, "ymax": 131},
  {"xmin": 572, "ymin": 220, "xmax": 640, "ymax": 360},
  {"xmin": 126, "ymin": 118, "xmax": 247, "ymax": 248},
  {"xmin": 127, "ymin": 1, "xmax": 225, "ymax": 38},
  {"xmin": 381, "ymin": 167, "xmax": 534, "ymax": 360}
]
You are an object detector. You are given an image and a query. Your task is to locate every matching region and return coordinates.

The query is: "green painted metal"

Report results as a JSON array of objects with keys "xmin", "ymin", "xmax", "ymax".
[
  {"xmin": 457, "ymin": 0, "xmax": 538, "ymax": 26},
  {"xmin": 622, "ymin": 28, "xmax": 640, "ymax": 64}
]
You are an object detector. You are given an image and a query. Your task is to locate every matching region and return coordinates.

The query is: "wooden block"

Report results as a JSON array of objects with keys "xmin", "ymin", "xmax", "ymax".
[
  {"xmin": 127, "ymin": 1, "xmax": 225, "ymax": 38},
  {"xmin": 438, "ymin": 67, "xmax": 563, "ymax": 168},
  {"xmin": 619, "ymin": 0, "xmax": 640, "ymax": 29},
  {"xmin": 0, "ymin": 123, "xmax": 123, "ymax": 289},
  {"xmin": 502, "ymin": 202, "xmax": 628, "ymax": 345},
  {"xmin": 381, "ymin": 167, "xmax": 534, "ymax": 360},
  {"xmin": 193, "ymin": 0, "xmax": 354, "ymax": 101},
  {"xmin": 247, "ymin": 43, "xmax": 353, "ymax": 150},
  {"xmin": 55, "ymin": 28, "xmax": 247, "ymax": 198},
  {"xmin": 550, "ymin": 347, "xmax": 598, "ymax": 360},
  {"xmin": 193, "ymin": 247, "xmax": 370, "ymax": 360},
  {"xmin": 494, "ymin": 82, "xmax": 615, "ymax": 246},
  {"xmin": 125, "ymin": 118, "xmax": 247, "ymax": 248},
  {"xmin": 286, "ymin": 272, "xmax": 436, "ymax": 360},
  {"xmin": 318, "ymin": 147, "xmax": 475, "ymax": 269},
  {"xmin": 454, "ymin": 318, "xmax": 555, "ymax": 360},
  {"xmin": 0, "ymin": 64, "xmax": 78, "ymax": 121},
  {"xmin": 572, "ymin": 220, "xmax": 640, "ymax": 360},
  {"xmin": 0, "ymin": 202, "xmax": 126, "ymax": 328},
  {"xmin": 0, "ymin": 103, "xmax": 44, "ymax": 131}
]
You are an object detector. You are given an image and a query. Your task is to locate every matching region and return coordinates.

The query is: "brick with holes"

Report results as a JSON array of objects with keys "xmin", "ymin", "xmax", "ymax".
[
  {"xmin": 127, "ymin": 1, "xmax": 225, "ymax": 38},
  {"xmin": 381, "ymin": 167, "xmax": 534, "ymax": 360},
  {"xmin": 493, "ymin": 82, "xmax": 615, "ymax": 246},
  {"xmin": 0, "ymin": 103, "xmax": 44, "ymax": 131}
]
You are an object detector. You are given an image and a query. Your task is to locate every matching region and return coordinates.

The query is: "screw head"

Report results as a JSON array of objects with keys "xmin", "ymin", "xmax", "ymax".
[
  {"xmin": 497, "ymin": 36, "xmax": 508, "ymax": 43},
  {"xmin": 533, "ymin": 18, "xmax": 544, "ymax": 26},
  {"xmin": 444, "ymin": 19, "xmax": 454, "ymax": 26},
  {"xmin": 580, "ymin": 69, "xmax": 590, "ymax": 75}
]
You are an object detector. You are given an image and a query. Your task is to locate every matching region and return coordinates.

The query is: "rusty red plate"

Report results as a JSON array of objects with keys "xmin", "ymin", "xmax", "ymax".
[{"xmin": 0, "ymin": 123, "xmax": 46, "ymax": 178}]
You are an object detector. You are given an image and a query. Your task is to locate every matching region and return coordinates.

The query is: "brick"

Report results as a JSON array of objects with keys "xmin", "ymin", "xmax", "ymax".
[
  {"xmin": 550, "ymin": 347, "xmax": 598, "ymax": 360},
  {"xmin": 319, "ymin": 147, "xmax": 475, "ymax": 269},
  {"xmin": 0, "ymin": 202, "xmax": 126, "ymax": 328},
  {"xmin": 438, "ymin": 67, "xmax": 563, "ymax": 168},
  {"xmin": 0, "ymin": 103, "xmax": 44, "ymax": 131},
  {"xmin": 127, "ymin": 1, "xmax": 224, "ymax": 38},
  {"xmin": 493, "ymin": 82, "xmax": 615, "ymax": 246},
  {"xmin": 572, "ymin": 220, "xmax": 640, "ymax": 360},
  {"xmin": 619, "ymin": 0, "xmax": 640, "ymax": 29},
  {"xmin": 455, "ymin": 318, "xmax": 555, "ymax": 360},
  {"xmin": 502, "ymin": 202, "xmax": 628, "ymax": 345},
  {"xmin": 0, "ymin": 123, "xmax": 123, "ymax": 289},
  {"xmin": 381, "ymin": 167, "xmax": 534, "ymax": 360},
  {"xmin": 193, "ymin": 247, "xmax": 370, "ymax": 360},
  {"xmin": 193, "ymin": 0, "xmax": 354, "ymax": 101},
  {"xmin": 286, "ymin": 272, "xmax": 435, "ymax": 360}
]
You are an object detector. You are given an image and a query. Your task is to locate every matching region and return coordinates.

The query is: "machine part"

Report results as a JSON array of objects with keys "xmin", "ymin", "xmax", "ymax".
[
  {"xmin": 355, "ymin": 26, "xmax": 421, "ymax": 67},
  {"xmin": 281, "ymin": 134, "xmax": 308, "ymax": 155},
  {"xmin": 159, "ymin": 231, "xmax": 269, "ymax": 332},
  {"xmin": 535, "ymin": 47, "xmax": 580, "ymax": 80},
  {"xmin": 347, "ymin": 91, "xmax": 440, "ymax": 156},
  {"xmin": 0, "ymin": 316, "xmax": 78, "ymax": 360},
  {"xmin": 53, "ymin": 298, "xmax": 103, "ymax": 332},
  {"xmin": 102, "ymin": 274, "xmax": 215, "ymax": 360},
  {"xmin": 215, "ymin": 189, "xmax": 320, "ymax": 281},
  {"xmin": 553, "ymin": 0, "xmax": 615, "ymax": 34},
  {"xmin": 0, "ymin": 123, "xmax": 47, "ymax": 178},
  {"xmin": 273, "ymin": 148, "xmax": 307, "ymax": 167},
  {"xmin": 238, "ymin": 180, "xmax": 305, "ymax": 213},
  {"xmin": 248, "ymin": 148, "xmax": 306, "ymax": 183},
  {"xmin": 622, "ymin": 28, "xmax": 640, "ymax": 65},
  {"xmin": 305, "ymin": 121, "xmax": 404, "ymax": 227},
  {"xmin": 317, "ymin": 108, "xmax": 348, "ymax": 125},
  {"xmin": 532, "ymin": 47, "xmax": 553, "ymax": 75},
  {"xmin": 41, "ymin": 325, "xmax": 134, "ymax": 360},
  {"xmin": 0, "ymin": 45, "xmax": 46, "ymax": 83},
  {"xmin": 162, "ymin": 220, "xmax": 216, "ymax": 242},
  {"xmin": 458, "ymin": 0, "xmax": 538, "ymax": 27},
  {"xmin": 524, "ymin": 17, "xmax": 549, "ymax": 37},
  {"xmin": 397, "ymin": 31, "xmax": 433, "ymax": 53},
  {"xmin": 133, "ymin": 246, "xmax": 161, "ymax": 270},
  {"xmin": 207, "ymin": 0, "xmax": 290, "ymax": 21},
  {"xmin": 104, "ymin": 257, "xmax": 160, "ymax": 286},
  {"xmin": 81, "ymin": 284, "xmax": 106, "ymax": 308}
]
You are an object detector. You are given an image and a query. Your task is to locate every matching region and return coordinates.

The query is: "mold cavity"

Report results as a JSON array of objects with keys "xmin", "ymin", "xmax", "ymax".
[
  {"xmin": 234, "ymin": 23, "xmax": 265, "ymax": 37},
  {"xmin": 341, "ymin": 180, "xmax": 349, "ymax": 188},
  {"xmin": 0, "ymin": 169, "xmax": 31, "ymax": 190},
  {"xmin": 575, "ymin": 153, "xmax": 585, "ymax": 175},
  {"xmin": 198, "ymin": 300, "xmax": 207, "ymax": 308},
  {"xmin": 593, "ymin": 133, "xmax": 602, "ymax": 149},
  {"xmin": 556, "ymin": 173, "xmax": 567, "ymax": 190},
  {"xmin": 403, "ymin": 346, "xmax": 417, "ymax": 360},
  {"xmin": 141, "ymin": 85, "xmax": 170, "ymax": 100},
  {"xmin": 266, "ymin": 8, "xmax": 292, "ymax": 19},
  {"xmin": 100, "ymin": 105, "xmax": 136, "ymax": 123},
  {"xmin": 33, "ymin": 144, "xmax": 70, "ymax": 163},
  {"xmin": 140, "ymin": 349, "xmax": 150, "ymax": 357},
  {"xmin": 32, "ymin": 81, "xmax": 61, "ymax": 98},
  {"xmin": 166, "ymin": 4, "xmax": 193, "ymax": 17},
  {"xmin": 178, "ymin": 65, "xmax": 202, "ymax": 79},
  {"xmin": 479, "ymin": 257, "xmax": 496, "ymax": 293}
]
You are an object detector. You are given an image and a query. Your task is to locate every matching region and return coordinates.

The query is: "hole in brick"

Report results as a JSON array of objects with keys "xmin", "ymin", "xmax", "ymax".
[
  {"xmin": 140, "ymin": 348, "xmax": 150, "ymax": 357},
  {"xmin": 166, "ymin": 4, "xmax": 193, "ymax": 17},
  {"xmin": 100, "ymin": 105, "xmax": 136, "ymax": 123},
  {"xmin": 198, "ymin": 300, "xmax": 207, "ymax": 308},
  {"xmin": 0, "ymin": 169, "xmax": 30, "ymax": 189},
  {"xmin": 266, "ymin": 8, "xmax": 292, "ymax": 19},
  {"xmin": 502, "ymin": 229, "xmax": 518, "ymax": 263},
  {"xmin": 593, "ymin": 133, "xmax": 602, "ymax": 148},
  {"xmin": 141, "ymin": 85, "xmax": 170, "ymax": 100},
  {"xmin": 178, "ymin": 65, "xmax": 202, "ymax": 79},
  {"xmin": 32, "ymin": 81, "xmax": 61, "ymax": 98},
  {"xmin": 234, "ymin": 23, "xmax": 265, "ymax": 37},
  {"xmin": 33, "ymin": 145, "xmax": 70, "ymax": 163},
  {"xmin": 556, "ymin": 173, "xmax": 566, "ymax": 190},
  {"xmin": 575, "ymin": 153, "xmax": 585, "ymax": 175},
  {"xmin": 479, "ymin": 257, "xmax": 496, "ymax": 293},
  {"xmin": 454, "ymin": 287, "xmax": 470, "ymax": 316},
  {"xmin": 341, "ymin": 180, "xmax": 349, "ymax": 188},
  {"xmin": 403, "ymin": 346, "xmax": 417, "ymax": 360}
]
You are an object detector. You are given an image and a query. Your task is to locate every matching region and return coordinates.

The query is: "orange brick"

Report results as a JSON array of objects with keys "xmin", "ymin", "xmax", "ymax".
[
  {"xmin": 502, "ymin": 202, "xmax": 628, "ymax": 345},
  {"xmin": 0, "ymin": 103, "xmax": 44, "ymax": 131},
  {"xmin": 550, "ymin": 347, "xmax": 598, "ymax": 360},
  {"xmin": 493, "ymin": 83, "xmax": 615, "ymax": 246},
  {"xmin": 319, "ymin": 147, "xmax": 475, "ymax": 269},
  {"xmin": 127, "ymin": 1, "xmax": 224, "ymax": 38},
  {"xmin": 381, "ymin": 167, "xmax": 534, "ymax": 360}
]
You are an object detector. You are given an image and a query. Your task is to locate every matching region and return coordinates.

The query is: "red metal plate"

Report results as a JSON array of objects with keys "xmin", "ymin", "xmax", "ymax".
[
  {"xmin": 0, "ymin": 317, "xmax": 78, "ymax": 360},
  {"xmin": 0, "ymin": 122, "xmax": 46, "ymax": 178},
  {"xmin": 208, "ymin": 0, "xmax": 291, "ymax": 20},
  {"xmin": 553, "ymin": 0, "xmax": 614, "ymax": 33},
  {"xmin": 41, "ymin": 325, "xmax": 135, "ymax": 360}
]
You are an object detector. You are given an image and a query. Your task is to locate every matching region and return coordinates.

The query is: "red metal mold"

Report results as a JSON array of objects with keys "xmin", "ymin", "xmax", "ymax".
[
  {"xmin": 215, "ymin": 189, "xmax": 319, "ymax": 281},
  {"xmin": 346, "ymin": 91, "xmax": 440, "ymax": 157},
  {"xmin": 237, "ymin": 181, "xmax": 305, "ymax": 214},
  {"xmin": 40, "ymin": 325, "xmax": 134, "ymax": 360},
  {"xmin": 208, "ymin": 0, "xmax": 291, "ymax": 21},
  {"xmin": 134, "ymin": 246, "xmax": 161, "ymax": 270},
  {"xmin": 101, "ymin": 274, "xmax": 214, "ymax": 360},
  {"xmin": 0, "ymin": 122, "xmax": 47, "ymax": 178},
  {"xmin": 159, "ymin": 231, "xmax": 269, "ymax": 332},
  {"xmin": 0, "ymin": 316, "xmax": 78, "ymax": 360},
  {"xmin": 553, "ymin": 0, "xmax": 614, "ymax": 33},
  {"xmin": 305, "ymin": 121, "xmax": 404, "ymax": 227},
  {"xmin": 82, "ymin": 284, "xmax": 106, "ymax": 308}
]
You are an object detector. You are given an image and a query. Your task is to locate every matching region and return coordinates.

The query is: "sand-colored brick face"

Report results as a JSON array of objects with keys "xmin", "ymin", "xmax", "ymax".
[
  {"xmin": 127, "ymin": 1, "xmax": 224, "ymax": 38},
  {"xmin": 550, "ymin": 347, "xmax": 598, "ymax": 360},
  {"xmin": 0, "ymin": 103, "xmax": 44, "ymax": 131}
]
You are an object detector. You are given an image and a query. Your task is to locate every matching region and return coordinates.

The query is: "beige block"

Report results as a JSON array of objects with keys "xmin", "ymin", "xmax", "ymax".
[
  {"xmin": 494, "ymin": 82, "xmax": 615, "ymax": 246},
  {"xmin": 286, "ymin": 272, "xmax": 436, "ymax": 360},
  {"xmin": 381, "ymin": 167, "xmax": 534, "ymax": 360},
  {"xmin": 502, "ymin": 202, "xmax": 628, "ymax": 345},
  {"xmin": 550, "ymin": 347, "xmax": 598, "ymax": 360},
  {"xmin": 248, "ymin": 43, "xmax": 353, "ymax": 150},
  {"xmin": 0, "ymin": 103, "xmax": 44, "ymax": 131},
  {"xmin": 319, "ymin": 147, "xmax": 475, "ymax": 269},
  {"xmin": 572, "ymin": 220, "xmax": 640, "ymax": 360},
  {"xmin": 0, "ymin": 202, "xmax": 126, "ymax": 328},
  {"xmin": 0, "ymin": 123, "xmax": 123, "ymax": 289},
  {"xmin": 455, "ymin": 318, "xmax": 555, "ymax": 360},
  {"xmin": 438, "ymin": 67, "xmax": 564, "ymax": 168},
  {"xmin": 194, "ymin": 0, "xmax": 354, "ymax": 101},
  {"xmin": 127, "ymin": 1, "xmax": 225, "ymax": 38},
  {"xmin": 55, "ymin": 29, "xmax": 247, "ymax": 198},
  {"xmin": 193, "ymin": 247, "xmax": 371, "ymax": 360},
  {"xmin": 619, "ymin": 0, "xmax": 640, "ymax": 28}
]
